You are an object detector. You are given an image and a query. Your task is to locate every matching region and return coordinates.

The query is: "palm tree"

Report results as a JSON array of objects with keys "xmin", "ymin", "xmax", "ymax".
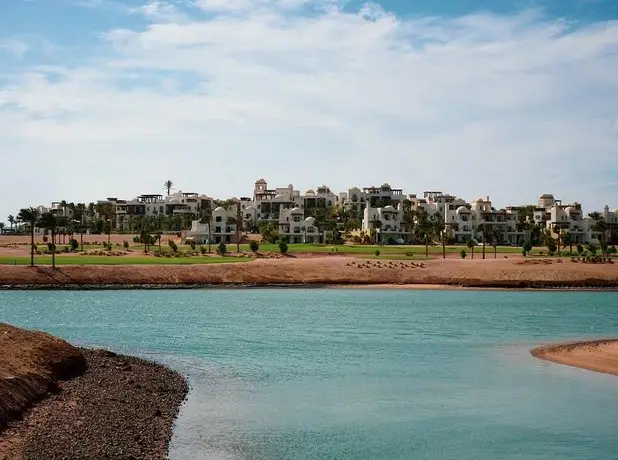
[
  {"xmin": 164, "ymin": 180, "xmax": 174, "ymax": 196},
  {"xmin": 17, "ymin": 207, "xmax": 39, "ymax": 267},
  {"xmin": 0, "ymin": 222, "xmax": 4, "ymax": 234},
  {"xmin": 38, "ymin": 212, "xmax": 57, "ymax": 269},
  {"xmin": 414, "ymin": 207, "xmax": 432, "ymax": 258},
  {"xmin": 562, "ymin": 230, "xmax": 573, "ymax": 255},
  {"xmin": 491, "ymin": 226, "xmax": 504, "ymax": 259},
  {"xmin": 466, "ymin": 238, "xmax": 475, "ymax": 259},
  {"xmin": 429, "ymin": 214, "xmax": 445, "ymax": 259},
  {"xmin": 7, "ymin": 215, "xmax": 15, "ymax": 232},
  {"xmin": 476, "ymin": 224, "xmax": 487, "ymax": 259},
  {"xmin": 588, "ymin": 212, "xmax": 608, "ymax": 252},
  {"xmin": 199, "ymin": 206, "xmax": 213, "ymax": 253},
  {"xmin": 371, "ymin": 218, "xmax": 382, "ymax": 245},
  {"xmin": 236, "ymin": 204, "xmax": 242, "ymax": 253}
]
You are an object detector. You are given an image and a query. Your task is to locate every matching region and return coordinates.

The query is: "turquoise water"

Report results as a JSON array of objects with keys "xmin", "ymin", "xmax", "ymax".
[{"xmin": 1, "ymin": 289, "xmax": 617, "ymax": 459}]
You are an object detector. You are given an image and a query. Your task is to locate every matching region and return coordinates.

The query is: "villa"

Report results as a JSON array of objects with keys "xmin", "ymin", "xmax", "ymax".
[{"xmin": 17, "ymin": 179, "xmax": 616, "ymax": 246}]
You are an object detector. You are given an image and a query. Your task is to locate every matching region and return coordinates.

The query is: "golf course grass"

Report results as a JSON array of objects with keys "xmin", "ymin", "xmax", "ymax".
[{"xmin": 0, "ymin": 256, "xmax": 252, "ymax": 265}]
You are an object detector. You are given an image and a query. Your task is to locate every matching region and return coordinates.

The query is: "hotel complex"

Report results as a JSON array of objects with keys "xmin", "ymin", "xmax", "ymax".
[{"xmin": 17, "ymin": 178, "xmax": 618, "ymax": 246}]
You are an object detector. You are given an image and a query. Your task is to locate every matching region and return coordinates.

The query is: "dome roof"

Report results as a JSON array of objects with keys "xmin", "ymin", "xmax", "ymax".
[
  {"xmin": 290, "ymin": 207, "xmax": 302, "ymax": 213},
  {"xmin": 381, "ymin": 183, "xmax": 391, "ymax": 188},
  {"xmin": 474, "ymin": 197, "xmax": 485, "ymax": 203},
  {"xmin": 275, "ymin": 194, "xmax": 283, "ymax": 200},
  {"xmin": 304, "ymin": 216, "xmax": 315, "ymax": 224},
  {"xmin": 539, "ymin": 193, "xmax": 554, "ymax": 200},
  {"xmin": 255, "ymin": 178, "xmax": 267, "ymax": 184},
  {"xmin": 456, "ymin": 206, "xmax": 470, "ymax": 213},
  {"xmin": 383, "ymin": 205, "xmax": 396, "ymax": 211},
  {"xmin": 564, "ymin": 206, "xmax": 576, "ymax": 214},
  {"xmin": 199, "ymin": 194, "xmax": 210, "ymax": 200},
  {"xmin": 350, "ymin": 187, "xmax": 360, "ymax": 192},
  {"xmin": 213, "ymin": 206, "xmax": 226, "ymax": 212},
  {"xmin": 304, "ymin": 189, "xmax": 315, "ymax": 195},
  {"xmin": 245, "ymin": 205, "xmax": 255, "ymax": 211},
  {"xmin": 167, "ymin": 197, "xmax": 182, "ymax": 204}
]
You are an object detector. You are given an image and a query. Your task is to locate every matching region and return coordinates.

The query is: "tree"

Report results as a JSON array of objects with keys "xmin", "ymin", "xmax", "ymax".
[
  {"xmin": 17, "ymin": 207, "xmax": 39, "ymax": 267},
  {"xmin": 250, "ymin": 240, "xmax": 259, "ymax": 253},
  {"xmin": 199, "ymin": 207, "xmax": 213, "ymax": 253},
  {"xmin": 476, "ymin": 224, "xmax": 488, "ymax": 259},
  {"xmin": 415, "ymin": 207, "xmax": 432, "ymax": 258},
  {"xmin": 259, "ymin": 221, "xmax": 279, "ymax": 244},
  {"xmin": 562, "ymin": 231, "xmax": 573, "ymax": 255},
  {"xmin": 217, "ymin": 242, "xmax": 227, "ymax": 255},
  {"xmin": 371, "ymin": 218, "xmax": 382, "ymax": 245},
  {"xmin": 466, "ymin": 238, "xmax": 475, "ymax": 259},
  {"xmin": 7, "ymin": 215, "xmax": 15, "ymax": 232},
  {"xmin": 164, "ymin": 180, "xmax": 174, "ymax": 196},
  {"xmin": 490, "ymin": 226, "xmax": 504, "ymax": 259},
  {"xmin": 429, "ymin": 214, "xmax": 445, "ymax": 259},
  {"xmin": 236, "ymin": 203, "xmax": 242, "ymax": 253},
  {"xmin": 546, "ymin": 236, "xmax": 557, "ymax": 256},
  {"xmin": 38, "ymin": 212, "xmax": 57, "ymax": 269},
  {"xmin": 588, "ymin": 212, "xmax": 607, "ymax": 250},
  {"xmin": 279, "ymin": 241, "xmax": 288, "ymax": 254}
]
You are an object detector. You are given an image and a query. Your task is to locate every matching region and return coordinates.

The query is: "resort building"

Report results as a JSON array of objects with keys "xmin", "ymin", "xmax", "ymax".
[{"xmin": 362, "ymin": 203, "xmax": 406, "ymax": 244}]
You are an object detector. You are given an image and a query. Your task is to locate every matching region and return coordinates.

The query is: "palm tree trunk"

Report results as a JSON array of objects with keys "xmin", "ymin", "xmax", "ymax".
[
  {"xmin": 208, "ymin": 224, "xmax": 212, "ymax": 253},
  {"xmin": 30, "ymin": 223, "xmax": 35, "ymax": 267},
  {"xmin": 442, "ymin": 232, "xmax": 446, "ymax": 259},
  {"xmin": 425, "ymin": 235, "xmax": 429, "ymax": 258},
  {"xmin": 51, "ymin": 230, "xmax": 56, "ymax": 269},
  {"xmin": 482, "ymin": 239, "xmax": 486, "ymax": 259},
  {"xmin": 471, "ymin": 247, "xmax": 474, "ymax": 259}
]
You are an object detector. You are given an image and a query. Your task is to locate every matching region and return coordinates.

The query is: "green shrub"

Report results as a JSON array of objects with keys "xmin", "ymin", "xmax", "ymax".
[
  {"xmin": 375, "ymin": 249, "xmax": 380, "ymax": 256},
  {"xmin": 405, "ymin": 251, "xmax": 414, "ymax": 257},
  {"xmin": 200, "ymin": 245, "xmax": 207, "ymax": 255},
  {"xmin": 279, "ymin": 241, "xmax": 289, "ymax": 254},
  {"xmin": 460, "ymin": 249, "xmax": 467, "ymax": 259},
  {"xmin": 188, "ymin": 240, "xmax": 196, "ymax": 250},
  {"xmin": 168, "ymin": 240, "xmax": 179, "ymax": 252},
  {"xmin": 47, "ymin": 242, "xmax": 55, "ymax": 252},
  {"xmin": 577, "ymin": 243, "xmax": 584, "ymax": 255},
  {"xmin": 217, "ymin": 242, "xmax": 227, "ymax": 255},
  {"xmin": 69, "ymin": 238, "xmax": 79, "ymax": 251},
  {"xmin": 123, "ymin": 240, "xmax": 129, "ymax": 249},
  {"xmin": 250, "ymin": 240, "xmax": 259, "ymax": 253}
]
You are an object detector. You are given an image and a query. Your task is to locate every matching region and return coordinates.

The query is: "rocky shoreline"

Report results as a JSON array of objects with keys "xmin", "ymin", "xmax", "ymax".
[{"xmin": 1, "ymin": 348, "xmax": 188, "ymax": 460}]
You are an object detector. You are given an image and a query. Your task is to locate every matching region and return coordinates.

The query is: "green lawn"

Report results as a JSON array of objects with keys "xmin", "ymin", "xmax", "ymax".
[
  {"xmin": 236, "ymin": 243, "xmax": 527, "ymax": 255},
  {"xmin": 0, "ymin": 256, "xmax": 252, "ymax": 265}
]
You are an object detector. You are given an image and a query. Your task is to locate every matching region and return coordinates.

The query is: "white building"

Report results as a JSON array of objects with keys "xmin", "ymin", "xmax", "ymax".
[{"xmin": 363, "ymin": 203, "xmax": 406, "ymax": 244}]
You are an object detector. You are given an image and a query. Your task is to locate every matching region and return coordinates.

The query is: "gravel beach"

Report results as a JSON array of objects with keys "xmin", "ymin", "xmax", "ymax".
[{"xmin": 0, "ymin": 348, "xmax": 188, "ymax": 460}]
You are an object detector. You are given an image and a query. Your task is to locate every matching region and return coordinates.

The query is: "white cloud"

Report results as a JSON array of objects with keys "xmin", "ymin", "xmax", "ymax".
[
  {"xmin": 0, "ymin": 39, "xmax": 28, "ymax": 57},
  {"xmin": 1, "ymin": 1, "xmax": 618, "ymax": 220}
]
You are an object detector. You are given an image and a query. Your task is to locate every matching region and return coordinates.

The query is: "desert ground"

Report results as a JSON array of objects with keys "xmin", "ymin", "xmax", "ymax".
[
  {"xmin": 0, "ymin": 256, "xmax": 617, "ymax": 288},
  {"xmin": 532, "ymin": 340, "xmax": 618, "ymax": 376}
]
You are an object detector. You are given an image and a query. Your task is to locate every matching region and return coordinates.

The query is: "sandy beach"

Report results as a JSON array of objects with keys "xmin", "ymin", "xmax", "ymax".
[
  {"xmin": 531, "ymin": 339, "xmax": 618, "ymax": 376},
  {"xmin": 1, "ymin": 256, "xmax": 617, "ymax": 289},
  {"xmin": 0, "ymin": 324, "xmax": 187, "ymax": 460}
]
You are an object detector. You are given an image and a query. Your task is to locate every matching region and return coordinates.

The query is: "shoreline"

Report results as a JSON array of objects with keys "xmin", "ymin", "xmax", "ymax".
[
  {"xmin": 531, "ymin": 339, "xmax": 618, "ymax": 376},
  {"xmin": 0, "ymin": 324, "xmax": 188, "ymax": 460},
  {"xmin": 1, "ymin": 257, "xmax": 618, "ymax": 291},
  {"xmin": 2, "ymin": 282, "xmax": 618, "ymax": 291}
]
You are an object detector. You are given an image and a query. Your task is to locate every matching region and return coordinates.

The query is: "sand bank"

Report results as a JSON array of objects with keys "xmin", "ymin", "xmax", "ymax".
[
  {"xmin": 531, "ymin": 339, "xmax": 618, "ymax": 376},
  {"xmin": 1, "ymin": 257, "xmax": 618, "ymax": 289},
  {"xmin": 0, "ymin": 324, "xmax": 188, "ymax": 460}
]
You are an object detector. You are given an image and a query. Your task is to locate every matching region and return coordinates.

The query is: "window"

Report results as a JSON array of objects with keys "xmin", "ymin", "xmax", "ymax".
[
  {"xmin": 216, "ymin": 216, "xmax": 222, "ymax": 222},
  {"xmin": 215, "ymin": 226, "xmax": 221, "ymax": 233}
]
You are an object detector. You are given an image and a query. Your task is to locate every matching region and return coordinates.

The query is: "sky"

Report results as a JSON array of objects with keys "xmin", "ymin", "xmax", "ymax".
[{"xmin": 1, "ymin": 0, "xmax": 618, "ymax": 222}]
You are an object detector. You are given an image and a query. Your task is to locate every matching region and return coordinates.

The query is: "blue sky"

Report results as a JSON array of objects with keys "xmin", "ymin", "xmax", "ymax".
[{"xmin": 1, "ymin": 0, "xmax": 618, "ymax": 222}]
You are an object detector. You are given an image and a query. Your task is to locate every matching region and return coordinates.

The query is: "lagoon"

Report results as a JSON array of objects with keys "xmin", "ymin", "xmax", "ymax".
[{"xmin": 1, "ymin": 289, "xmax": 617, "ymax": 459}]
